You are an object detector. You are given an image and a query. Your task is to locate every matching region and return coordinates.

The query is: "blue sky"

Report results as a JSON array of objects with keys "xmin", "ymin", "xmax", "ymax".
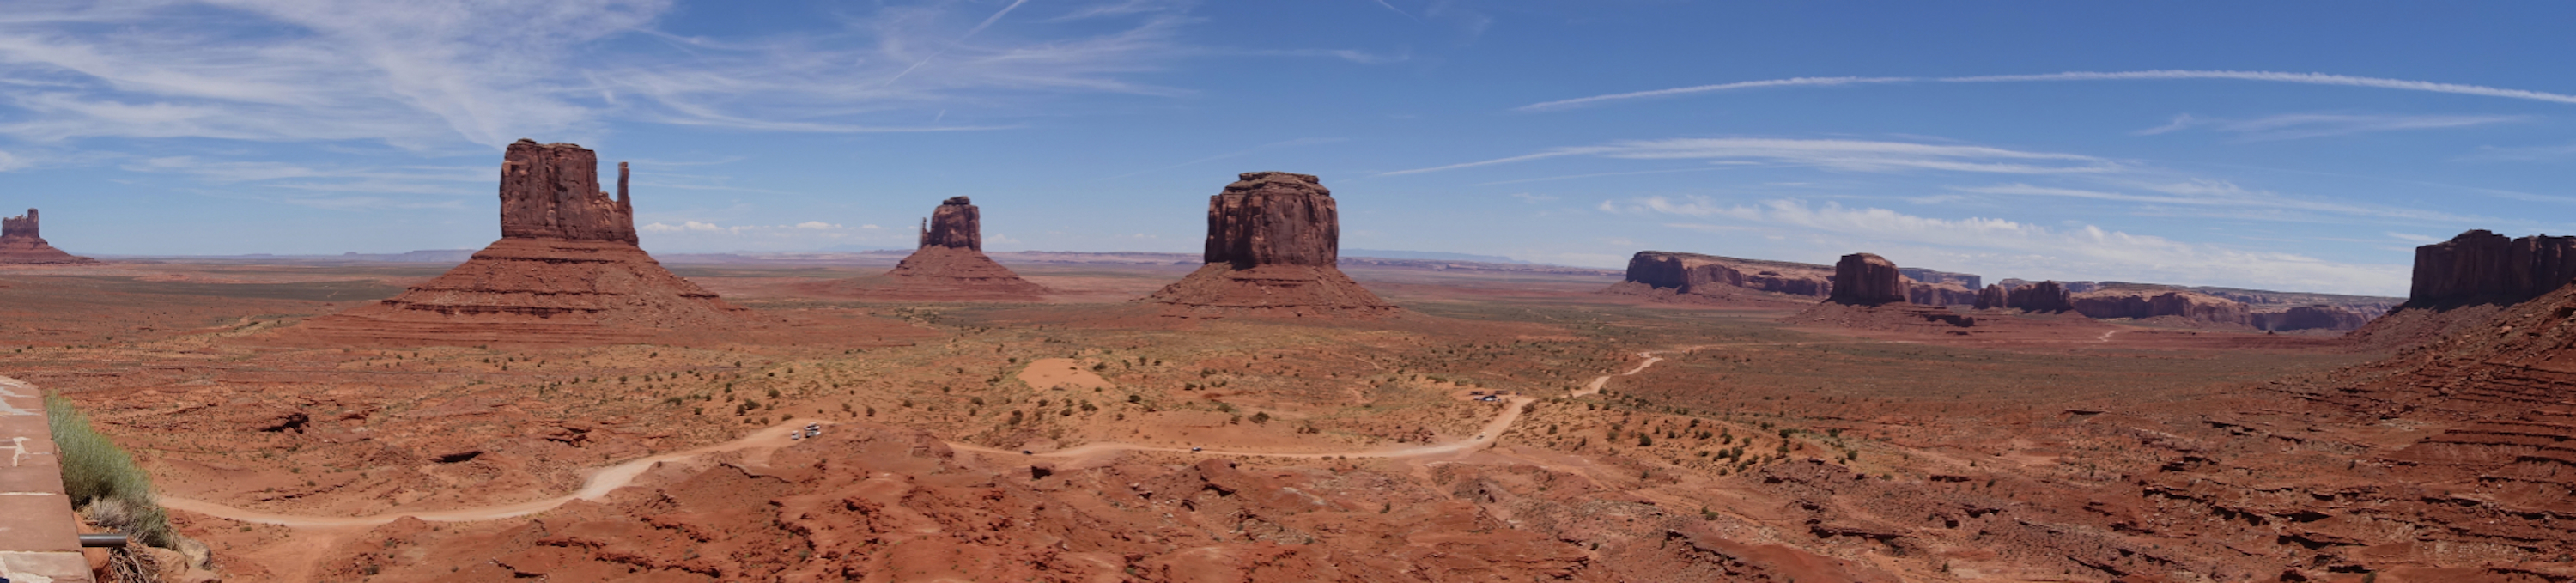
[{"xmin": 2, "ymin": 1, "xmax": 2572, "ymax": 295}]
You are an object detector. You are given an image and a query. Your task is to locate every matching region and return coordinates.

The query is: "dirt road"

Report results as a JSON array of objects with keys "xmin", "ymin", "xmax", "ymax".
[{"xmin": 163, "ymin": 349, "xmax": 1688, "ymax": 527}]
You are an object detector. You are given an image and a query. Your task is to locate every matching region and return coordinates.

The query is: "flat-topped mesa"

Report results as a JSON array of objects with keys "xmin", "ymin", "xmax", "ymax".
[
  {"xmin": 498, "ymin": 139, "xmax": 637, "ymax": 244},
  {"xmin": 1828, "ymin": 253, "xmax": 1907, "ymax": 306},
  {"xmin": 919, "ymin": 196, "xmax": 982, "ymax": 251},
  {"xmin": 1206, "ymin": 172, "xmax": 1338, "ymax": 268},
  {"xmin": 2407, "ymin": 229, "xmax": 2576, "ymax": 307},
  {"xmin": 1146, "ymin": 172, "xmax": 1397, "ymax": 318},
  {"xmin": 289, "ymin": 140, "xmax": 758, "ymax": 345},
  {"xmin": 0, "ymin": 207, "xmax": 100, "ymax": 264}
]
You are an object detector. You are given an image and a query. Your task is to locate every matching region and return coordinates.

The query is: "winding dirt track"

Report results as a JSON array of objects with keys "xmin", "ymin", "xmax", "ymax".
[{"xmin": 162, "ymin": 349, "xmax": 1686, "ymax": 528}]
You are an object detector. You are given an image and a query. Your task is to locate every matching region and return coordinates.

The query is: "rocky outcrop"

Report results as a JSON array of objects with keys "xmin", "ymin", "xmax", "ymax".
[
  {"xmin": 1146, "ymin": 173, "xmax": 1397, "ymax": 318},
  {"xmin": 2005, "ymin": 281, "xmax": 2075, "ymax": 313},
  {"xmin": 1972, "ymin": 284, "xmax": 2007, "ymax": 310},
  {"xmin": 2070, "ymin": 288, "xmax": 2248, "ymax": 325},
  {"xmin": 2404, "ymin": 229, "xmax": 2576, "ymax": 307},
  {"xmin": 919, "ymin": 196, "xmax": 981, "ymax": 251},
  {"xmin": 828, "ymin": 197, "xmax": 1046, "ymax": 299},
  {"xmin": 0, "ymin": 208, "xmax": 101, "ymax": 264},
  {"xmin": 497, "ymin": 141, "xmax": 637, "ymax": 244},
  {"xmin": 1998, "ymin": 278, "xmax": 2099, "ymax": 294},
  {"xmin": 2251, "ymin": 305, "xmax": 2369, "ymax": 331},
  {"xmin": 1828, "ymin": 253, "xmax": 1906, "ymax": 306},
  {"xmin": 290, "ymin": 140, "xmax": 757, "ymax": 345}
]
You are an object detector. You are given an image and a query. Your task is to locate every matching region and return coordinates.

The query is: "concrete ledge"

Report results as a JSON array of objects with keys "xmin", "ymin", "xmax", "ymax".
[{"xmin": 0, "ymin": 376, "xmax": 94, "ymax": 583}]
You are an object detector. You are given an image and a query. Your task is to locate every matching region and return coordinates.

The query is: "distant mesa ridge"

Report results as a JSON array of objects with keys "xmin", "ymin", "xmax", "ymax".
[
  {"xmin": 0, "ymin": 207, "xmax": 101, "ymax": 264},
  {"xmin": 289, "ymin": 139, "xmax": 758, "ymax": 345},
  {"xmin": 1145, "ymin": 172, "xmax": 1400, "ymax": 318},
  {"xmin": 1607, "ymin": 250, "xmax": 1977, "ymax": 305}
]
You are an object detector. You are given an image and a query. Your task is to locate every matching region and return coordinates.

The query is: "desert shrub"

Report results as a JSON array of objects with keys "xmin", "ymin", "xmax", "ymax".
[{"xmin": 46, "ymin": 392, "xmax": 175, "ymax": 548}]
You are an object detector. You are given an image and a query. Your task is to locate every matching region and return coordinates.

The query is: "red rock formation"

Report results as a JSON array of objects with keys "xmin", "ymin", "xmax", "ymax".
[
  {"xmin": 827, "ymin": 197, "xmax": 1046, "ymax": 299},
  {"xmin": 1906, "ymin": 281, "xmax": 1978, "ymax": 306},
  {"xmin": 1145, "ymin": 173, "xmax": 1398, "ymax": 318},
  {"xmin": 2407, "ymin": 229, "xmax": 2576, "ymax": 307},
  {"xmin": 1973, "ymin": 284, "xmax": 2008, "ymax": 310},
  {"xmin": 2070, "ymin": 288, "xmax": 2249, "ymax": 325},
  {"xmin": 1609, "ymin": 251, "xmax": 1833, "ymax": 298},
  {"xmin": 1828, "ymin": 253, "xmax": 1906, "ymax": 306},
  {"xmin": 2005, "ymin": 281, "xmax": 2075, "ymax": 313},
  {"xmin": 2251, "ymin": 305, "xmax": 2368, "ymax": 331},
  {"xmin": 918, "ymin": 196, "xmax": 981, "ymax": 251},
  {"xmin": 0, "ymin": 208, "xmax": 101, "ymax": 264},
  {"xmin": 289, "ymin": 140, "xmax": 757, "ymax": 345}
]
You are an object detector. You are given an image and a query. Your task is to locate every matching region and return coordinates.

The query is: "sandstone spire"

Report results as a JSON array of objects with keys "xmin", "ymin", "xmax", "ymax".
[
  {"xmin": 828, "ymin": 196, "xmax": 1046, "ymax": 299},
  {"xmin": 0, "ymin": 207, "xmax": 100, "ymax": 264},
  {"xmin": 290, "ymin": 140, "xmax": 757, "ymax": 345}
]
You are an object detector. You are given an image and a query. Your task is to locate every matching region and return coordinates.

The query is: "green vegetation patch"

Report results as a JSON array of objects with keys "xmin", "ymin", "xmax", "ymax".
[{"xmin": 46, "ymin": 392, "xmax": 175, "ymax": 548}]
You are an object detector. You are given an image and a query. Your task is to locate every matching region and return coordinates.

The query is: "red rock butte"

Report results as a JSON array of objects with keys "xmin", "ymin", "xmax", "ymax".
[
  {"xmin": 0, "ymin": 208, "xmax": 101, "ymax": 264},
  {"xmin": 290, "ymin": 140, "xmax": 756, "ymax": 345},
  {"xmin": 828, "ymin": 196, "xmax": 1047, "ymax": 299},
  {"xmin": 1145, "ymin": 172, "xmax": 1399, "ymax": 318}
]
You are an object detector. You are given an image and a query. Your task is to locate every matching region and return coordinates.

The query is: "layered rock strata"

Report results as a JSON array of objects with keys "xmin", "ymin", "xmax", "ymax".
[
  {"xmin": 1145, "ymin": 173, "xmax": 1398, "ymax": 317},
  {"xmin": 835, "ymin": 197, "xmax": 1047, "ymax": 299},
  {"xmin": 293, "ymin": 140, "xmax": 754, "ymax": 344},
  {"xmin": 0, "ymin": 208, "xmax": 100, "ymax": 264}
]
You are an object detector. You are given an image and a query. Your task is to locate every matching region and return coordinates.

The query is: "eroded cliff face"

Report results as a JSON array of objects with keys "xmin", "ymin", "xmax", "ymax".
[
  {"xmin": 1204, "ymin": 172, "xmax": 1339, "ymax": 269},
  {"xmin": 497, "ymin": 140, "xmax": 637, "ymax": 245},
  {"xmin": 2407, "ymin": 229, "xmax": 2576, "ymax": 307},
  {"xmin": 1616, "ymin": 252, "xmax": 1832, "ymax": 298},
  {"xmin": 2070, "ymin": 289, "xmax": 2248, "ymax": 325},
  {"xmin": 290, "ymin": 140, "xmax": 755, "ymax": 345},
  {"xmin": 1147, "ymin": 173, "xmax": 1397, "ymax": 318},
  {"xmin": 0, "ymin": 207, "xmax": 100, "ymax": 264},
  {"xmin": 1907, "ymin": 282, "xmax": 1978, "ymax": 306},
  {"xmin": 1828, "ymin": 253, "xmax": 1906, "ymax": 306},
  {"xmin": 919, "ymin": 197, "xmax": 982, "ymax": 251},
  {"xmin": 2006, "ymin": 281, "xmax": 2075, "ymax": 313}
]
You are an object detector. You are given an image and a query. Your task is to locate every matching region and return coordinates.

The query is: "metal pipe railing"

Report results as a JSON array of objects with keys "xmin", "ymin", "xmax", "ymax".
[{"xmin": 79, "ymin": 533, "xmax": 128, "ymax": 547}]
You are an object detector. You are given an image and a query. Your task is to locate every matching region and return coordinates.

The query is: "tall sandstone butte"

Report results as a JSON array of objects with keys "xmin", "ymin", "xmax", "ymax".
[
  {"xmin": 835, "ymin": 196, "xmax": 1047, "ymax": 298},
  {"xmin": 293, "ymin": 140, "xmax": 754, "ymax": 345},
  {"xmin": 2407, "ymin": 229, "xmax": 2576, "ymax": 307},
  {"xmin": 1827, "ymin": 253, "xmax": 1906, "ymax": 305},
  {"xmin": 0, "ymin": 208, "xmax": 100, "ymax": 264},
  {"xmin": 1145, "ymin": 172, "xmax": 1397, "ymax": 317}
]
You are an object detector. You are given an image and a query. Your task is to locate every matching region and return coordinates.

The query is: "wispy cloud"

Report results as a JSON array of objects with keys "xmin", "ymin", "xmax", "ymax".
[
  {"xmin": 1103, "ymin": 137, "xmax": 1346, "ymax": 179},
  {"xmin": 1953, "ymin": 181, "xmax": 2492, "ymax": 224},
  {"xmin": 1522, "ymin": 70, "xmax": 2576, "ymax": 112},
  {"xmin": 2385, "ymin": 232, "xmax": 2442, "ymax": 244},
  {"xmin": 2138, "ymin": 112, "xmax": 2527, "ymax": 140},
  {"xmin": 1383, "ymin": 137, "xmax": 2120, "ymax": 176},
  {"xmin": 2458, "ymin": 142, "xmax": 2576, "ymax": 163},
  {"xmin": 0, "ymin": 0, "xmax": 1195, "ymax": 149},
  {"xmin": 1607, "ymin": 197, "xmax": 2409, "ymax": 295}
]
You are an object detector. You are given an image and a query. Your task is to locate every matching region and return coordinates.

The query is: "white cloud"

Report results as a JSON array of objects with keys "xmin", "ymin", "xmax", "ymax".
[
  {"xmin": 1611, "ymin": 197, "xmax": 2409, "ymax": 295},
  {"xmin": 1952, "ymin": 181, "xmax": 2493, "ymax": 224},
  {"xmin": 0, "ymin": 0, "xmax": 1194, "ymax": 149},
  {"xmin": 2385, "ymin": 232, "xmax": 2442, "ymax": 244},
  {"xmin": 1384, "ymin": 137, "xmax": 2120, "ymax": 176},
  {"xmin": 2137, "ymin": 112, "xmax": 2526, "ymax": 140},
  {"xmin": 0, "ymin": 150, "xmax": 21, "ymax": 172},
  {"xmin": 1521, "ymin": 70, "xmax": 2576, "ymax": 112}
]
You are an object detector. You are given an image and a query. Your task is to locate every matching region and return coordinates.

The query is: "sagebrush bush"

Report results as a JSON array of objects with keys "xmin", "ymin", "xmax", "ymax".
[{"xmin": 46, "ymin": 392, "xmax": 174, "ymax": 548}]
